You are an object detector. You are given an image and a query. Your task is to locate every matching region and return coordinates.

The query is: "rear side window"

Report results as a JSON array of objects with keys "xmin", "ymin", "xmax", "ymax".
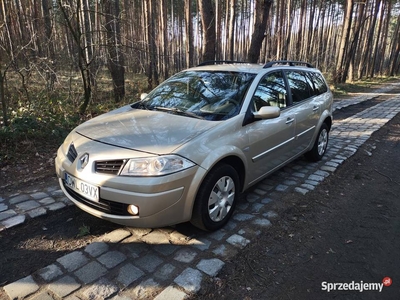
[
  {"xmin": 286, "ymin": 71, "xmax": 312, "ymax": 103},
  {"xmin": 308, "ymin": 72, "xmax": 328, "ymax": 95}
]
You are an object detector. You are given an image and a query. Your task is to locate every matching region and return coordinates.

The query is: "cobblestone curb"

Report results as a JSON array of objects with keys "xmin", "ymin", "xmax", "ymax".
[{"xmin": 0, "ymin": 187, "xmax": 73, "ymax": 231}]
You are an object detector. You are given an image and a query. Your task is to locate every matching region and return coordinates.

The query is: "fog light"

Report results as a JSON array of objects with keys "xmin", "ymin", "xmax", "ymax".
[{"xmin": 127, "ymin": 205, "xmax": 139, "ymax": 216}]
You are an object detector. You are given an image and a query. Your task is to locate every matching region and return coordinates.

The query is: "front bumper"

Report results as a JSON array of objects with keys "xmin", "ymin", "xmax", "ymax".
[
  {"xmin": 55, "ymin": 139, "xmax": 206, "ymax": 228},
  {"xmin": 58, "ymin": 177, "xmax": 193, "ymax": 228}
]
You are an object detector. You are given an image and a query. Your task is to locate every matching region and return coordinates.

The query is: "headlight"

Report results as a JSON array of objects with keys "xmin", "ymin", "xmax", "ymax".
[{"xmin": 120, "ymin": 155, "xmax": 195, "ymax": 176}]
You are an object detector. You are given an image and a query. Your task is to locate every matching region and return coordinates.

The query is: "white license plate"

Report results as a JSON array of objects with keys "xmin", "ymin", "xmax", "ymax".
[{"xmin": 64, "ymin": 173, "xmax": 99, "ymax": 202}]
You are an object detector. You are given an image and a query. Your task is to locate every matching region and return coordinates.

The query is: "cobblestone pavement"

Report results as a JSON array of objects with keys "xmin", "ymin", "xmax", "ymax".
[{"xmin": 1, "ymin": 83, "xmax": 400, "ymax": 299}]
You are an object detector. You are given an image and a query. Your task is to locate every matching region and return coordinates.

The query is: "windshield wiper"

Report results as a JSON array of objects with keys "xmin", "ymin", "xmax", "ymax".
[
  {"xmin": 131, "ymin": 101, "xmax": 150, "ymax": 110},
  {"xmin": 153, "ymin": 106, "xmax": 204, "ymax": 119}
]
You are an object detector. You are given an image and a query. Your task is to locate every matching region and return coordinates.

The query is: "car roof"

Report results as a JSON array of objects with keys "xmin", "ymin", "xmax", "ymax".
[
  {"xmin": 190, "ymin": 64, "xmax": 264, "ymax": 74},
  {"xmin": 187, "ymin": 60, "xmax": 319, "ymax": 75}
]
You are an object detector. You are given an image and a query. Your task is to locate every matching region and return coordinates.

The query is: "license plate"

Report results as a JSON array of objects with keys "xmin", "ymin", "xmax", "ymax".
[{"xmin": 64, "ymin": 173, "xmax": 99, "ymax": 202}]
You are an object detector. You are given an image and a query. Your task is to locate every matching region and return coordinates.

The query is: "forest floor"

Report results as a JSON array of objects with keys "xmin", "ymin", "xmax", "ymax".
[{"xmin": 0, "ymin": 81, "xmax": 400, "ymax": 299}]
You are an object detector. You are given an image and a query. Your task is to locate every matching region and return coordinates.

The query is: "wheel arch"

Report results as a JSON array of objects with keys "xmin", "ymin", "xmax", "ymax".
[
  {"xmin": 324, "ymin": 115, "xmax": 332, "ymax": 131},
  {"xmin": 185, "ymin": 152, "xmax": 247, "ymax": 220},
  {"xmin": 310, "ymin": 113, "xmax": 332, "ymax": 149},
  {"xmin": 190, "ymin": 156, "xmax": 245, "ymax": 231},
  {"xmin": 213, "ymin": 155, "xmax": 246, "ymax": 193}
]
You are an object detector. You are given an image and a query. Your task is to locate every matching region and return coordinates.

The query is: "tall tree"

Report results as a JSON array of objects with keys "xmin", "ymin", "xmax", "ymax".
[
  {"xmin": 358, "ymin": 0, "xmax": 381, "ymax": 79},
  {"xmin": 41, "ymin": 0, "xmax": 56, "ymax": 90},
  {"xmin": 58, "ymin": 0, "xmax": 92, "ymax": 114},
  {"xmin": 344, "ymin": 0, "xmax": 366, "ymax": 82},
  {"xmin": 247, "ymin": 0, "xmax": 273, "ymax": 63},
  {"xmin": 369, "ymin": 0, "xmax": 385, "ymax": 78},
  {"xmin": 103, "ymin": 0, "xmax": 125, "ymax": 102},
  {"xmin": 389, "ymin": 13, "xmax": 400, "ymax": 76},
  {"xmin": 198, "ymin": 0, "xmax": 216, "ymax": 62},
  {"xmin": 160, "ymin": 0, "xmax": 169, "ymax": 77},
  {"xmin": 185, "ymin": 0, "xmax": 194, "ymax": 67},
  {"xmin": 227, "ymin": 0, "xmax": 236, "ymax": 61},
  {"xmin": 296, "ymin": 0, "xmax": 307, "ymax": 59},
  {"xmin": 335, "ymin": 0, "xmax": 354, "ymax": 83},
  {"xmin": 283, "ymin": 0, "xmax": 292, "ymax": 60},
  {"xmin": 0, "ymin": 0, "xmax": 12, "ymax": 126},
  {"xmin": 144, "ymin": 0, "xmax": 159, "ymax": 89},
  {"xmin": 0, "ymin": 69, "xmax": 6, "ymax": 126}
]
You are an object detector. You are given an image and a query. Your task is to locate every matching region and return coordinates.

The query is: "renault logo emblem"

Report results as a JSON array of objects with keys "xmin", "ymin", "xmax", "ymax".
[{"xmin": 79, "ymin": 153, "xmax": 89, "ymax": 170}]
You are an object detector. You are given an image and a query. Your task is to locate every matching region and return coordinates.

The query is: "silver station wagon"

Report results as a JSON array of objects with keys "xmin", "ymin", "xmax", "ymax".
[{"xmin": 55, "ymin": 61, "xmax": 333, "ymax": 231}]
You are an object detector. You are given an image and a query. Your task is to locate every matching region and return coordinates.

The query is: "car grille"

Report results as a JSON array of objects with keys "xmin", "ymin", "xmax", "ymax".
[
  {"xmin": 67, "ymin": 144, "xmax": 78, "ymax": 162},
  {"xmin": 95, "ymin": 160, "xmax": 125, "ymax": 175},
  {"xmin": 63, "ymin": 181, "xmax": 131, "ymax": 216}
]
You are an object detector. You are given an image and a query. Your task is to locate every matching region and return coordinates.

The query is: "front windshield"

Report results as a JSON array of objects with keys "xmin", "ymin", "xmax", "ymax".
[{"xmin": 136, "ymin": 70, "xmax": 256, "ymax": 121}]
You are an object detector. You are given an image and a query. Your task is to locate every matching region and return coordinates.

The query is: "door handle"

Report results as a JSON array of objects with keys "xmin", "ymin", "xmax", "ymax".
[
  {"xmin": 313, "ymin": 106, "xmax": 319, "ymax": 111},
  {"xmin": 286, "ymin": 118, "xmax": 294, "ymax": 124}
]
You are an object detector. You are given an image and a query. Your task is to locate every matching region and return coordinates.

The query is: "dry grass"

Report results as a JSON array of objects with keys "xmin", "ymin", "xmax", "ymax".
[
  {"xmin": 331, "ymin": 76, "xmax": 399, "ymax": 98},
  {"xmin": 0, "ymin": 69, "xmax": 148, "ymax": 167}
]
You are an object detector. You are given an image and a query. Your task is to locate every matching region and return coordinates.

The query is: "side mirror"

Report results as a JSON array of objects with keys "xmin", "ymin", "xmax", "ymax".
[
  {"xmin": 140, "ymin": 93, "xmax": 148, "ymax": 100},
  {"xmin": 253, "ymin": 106, "xmax": 280, "ymax": 120}
]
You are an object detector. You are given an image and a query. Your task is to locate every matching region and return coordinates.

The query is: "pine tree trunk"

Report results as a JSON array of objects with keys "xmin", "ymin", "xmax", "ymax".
[
  {"xmin": 335, "ymin": 0, "xmax": 354, "ymax": 83},
  {"xmin": 103, "ymin": 0, "xmax": 126, "ymax": 102},
  {"xmin": 247, "ymin": 0, "xmax": 273, "ymax": 63},
  {"xmin": 198, "ymin": 0, "xmax": 216, "ymax": 62},
  {"xmin": 0, "ymin": 71, "xmax": 8, "ymax": 127}
]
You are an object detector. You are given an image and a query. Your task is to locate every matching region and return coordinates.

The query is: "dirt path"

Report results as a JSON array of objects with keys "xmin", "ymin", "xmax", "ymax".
[{"xmin": 196, "ymin": 100, "xmax": 400, "ymax": 299}]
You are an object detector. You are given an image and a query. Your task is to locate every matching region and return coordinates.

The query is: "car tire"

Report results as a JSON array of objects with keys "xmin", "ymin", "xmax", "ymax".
[
  {"xmin": 191, "ymin": 164, "xmax": 239, "ymax": 231},
  {"xmin": 305, "ymin": 123, "xmax": 329, "ymax": 161}
]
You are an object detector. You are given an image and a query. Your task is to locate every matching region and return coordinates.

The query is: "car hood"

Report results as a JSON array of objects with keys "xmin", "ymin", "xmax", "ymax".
[{"xmin": 75, "ymin": 105, "xmax": 217, "ymax": 154}]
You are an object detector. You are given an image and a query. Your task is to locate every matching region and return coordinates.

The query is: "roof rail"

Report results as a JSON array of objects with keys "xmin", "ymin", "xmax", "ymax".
[
  {"xmin": 198, "ymin": 60, "xmax": 249, "ymax": 66},
  {"xmin": 263, "ymin": 60, "xmax": 314, "ymax": 68}
]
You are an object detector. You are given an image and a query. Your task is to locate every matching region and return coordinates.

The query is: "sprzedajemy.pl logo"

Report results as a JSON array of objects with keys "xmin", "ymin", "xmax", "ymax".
[{"xmin": 321, "ymin": 277, "xmax": 392, "ymax": 293}]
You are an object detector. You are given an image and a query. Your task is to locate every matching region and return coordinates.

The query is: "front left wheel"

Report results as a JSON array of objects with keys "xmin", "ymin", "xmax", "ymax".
[{"xmin": 191, "ymin": 164, "xmax": 240, "ymax": 231}]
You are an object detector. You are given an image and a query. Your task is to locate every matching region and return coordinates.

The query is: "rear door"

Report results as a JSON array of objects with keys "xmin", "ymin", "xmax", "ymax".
[{"xmin": 285, "ymin": 70, "xmax": 321, "ymax": 153}]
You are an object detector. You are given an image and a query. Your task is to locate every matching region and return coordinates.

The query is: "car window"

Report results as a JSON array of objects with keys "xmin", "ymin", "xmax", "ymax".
[
  {"xmin": 286, "ymin": 71, "xmax": 312, "ymax": 104},
  {"xmin": 251, "ymin": 71, "xmax": 287, "ymax": 111},
  {"xmin": 138, "ymin": 71, "xmax": 255, "ymax": 121},
  {"xmin": 308, "ymin": 72, "xmax": 328, "ymax": 95},
  {"xmin": 304, "ymin": 72, "xmax": 319, "ymax": 97}
]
